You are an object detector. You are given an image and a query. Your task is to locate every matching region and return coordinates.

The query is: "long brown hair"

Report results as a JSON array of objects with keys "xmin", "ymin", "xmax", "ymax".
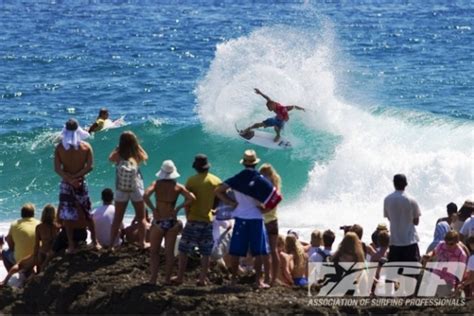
[
  {"xmin": 117, "ymin": 131, "xmax": 148, "ymax": 163},
  {"xmin": 41, "ymin": 204, "xmax": 56, "ymax": 225},
  {"xmin": 332, "ymin": 232, "xmax": 365, "ymax": 263},
  {"xmin": 259, "ymin": 163, "xmax": 281, "ymax": 191}
]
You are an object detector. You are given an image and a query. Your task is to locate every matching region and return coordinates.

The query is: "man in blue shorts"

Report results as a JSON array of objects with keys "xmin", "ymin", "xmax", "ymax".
[
  {"xmin": 215, "ymin": 149, "xmax": 270, "ymax": 288},
  {"xmin": 242, "ymin": 88, "xmax": 305, "ymax": 142}
]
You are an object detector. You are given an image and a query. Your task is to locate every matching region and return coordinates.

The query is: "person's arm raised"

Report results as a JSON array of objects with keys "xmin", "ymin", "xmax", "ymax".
[
  {"xmin": 286, "ymin": 105, "xmax": 305, "ymax": 112},
  {"xmin": 254, "ymin": 88, "xmax": 273, "ymax": 102}
]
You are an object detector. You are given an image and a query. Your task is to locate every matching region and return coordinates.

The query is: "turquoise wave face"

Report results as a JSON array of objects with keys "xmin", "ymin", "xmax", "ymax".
[{"xmin": 0, "ymin": 122, "xmax": 339, "ymax": 219}]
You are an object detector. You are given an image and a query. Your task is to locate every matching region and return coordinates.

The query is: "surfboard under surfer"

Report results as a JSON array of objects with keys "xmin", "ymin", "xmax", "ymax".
[{"xmin": 242, "ymin": 88, "xmax": 305, "ymax": 142}]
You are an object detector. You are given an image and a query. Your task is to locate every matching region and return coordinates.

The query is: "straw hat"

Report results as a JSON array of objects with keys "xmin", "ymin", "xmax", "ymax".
[
  {"xmin": 155, "ymin": 160, "xmax": 180, "ymax": 180},
  {"xmin": 239, "ymin": 149, "xmax": 261, "ymax": 166}
]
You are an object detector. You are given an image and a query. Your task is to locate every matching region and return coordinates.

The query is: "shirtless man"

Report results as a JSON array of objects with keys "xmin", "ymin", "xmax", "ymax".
[
  {"xmin": 242, "ymin": 88, "xmax": 305, "ymax": 142},
  {"xmin": 54, "ymin": 118, "xmax": 99, "ymax": 253}
]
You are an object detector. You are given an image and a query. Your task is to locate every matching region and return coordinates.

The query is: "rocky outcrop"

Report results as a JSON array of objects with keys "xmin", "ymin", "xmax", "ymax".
[{"xmin": 0, "ymin": 245, "xmax": 472, "ymax": 314}]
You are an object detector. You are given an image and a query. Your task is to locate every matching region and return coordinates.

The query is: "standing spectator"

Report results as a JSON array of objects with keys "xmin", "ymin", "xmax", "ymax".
[
  {"xmin": 176, "ymin": 154, "xmax": 221, "ymax": 286},
  {"xmin": 109, "ymin": 131, "xmax": 149, "ymax": 249},
  {"xmin": 54, "ymin": 118, "xmax": 99, "ymax": 253},
  {"xmin": 92, "ymin": 188, "xmax": 122, "ymax": 248},
  {"xmin": 144, "ymin": 160, "xmax": 194, "ymax": 285},
  {"xmin": 384, "ymin": 174, "xmax": 421, "ymax": 262},
  {"xmin": 259, "ymin": 163, "xmax": 282, "ymax": 286},
  {"xmin": 215, "ymin": 149, "xmax": 272, "ymax": 288},
  {"xmin": 2, "ymin": 203, "xmax": 40, "ymax": 272},
  {"xmin": 459, "ymin": 200, "xmax": 474, "ymax": 242}
]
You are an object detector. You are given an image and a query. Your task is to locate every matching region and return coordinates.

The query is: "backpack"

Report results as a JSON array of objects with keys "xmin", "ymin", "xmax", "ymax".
[
  {"xmin": 315, "ymin": 248, "xmax": 331, "ymax": 262},
  {"xmin": 116, "ymin": 159, "xmax": 138, "ymax": 192}
]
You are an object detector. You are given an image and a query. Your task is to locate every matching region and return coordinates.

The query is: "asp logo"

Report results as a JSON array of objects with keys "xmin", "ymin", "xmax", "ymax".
[{"xmin": 308, "ymin": 261, "xmax": 467, "ymax": 297}]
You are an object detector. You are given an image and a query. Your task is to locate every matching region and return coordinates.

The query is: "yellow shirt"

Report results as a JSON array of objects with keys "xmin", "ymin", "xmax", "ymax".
[
  {"xmin": 9, "ymin": 217, "xmax": 40, "ymax": 262},
  {"xmin": 263, "ymin": 208, "xmax": 278, "ymax": 223},
  {"xmin": 186, "ymin": 172, "xmax": 222, "ymax": 223},
  {"xmin": 95, "ymin": 118, "xmax": 106, "ymax": 131}
]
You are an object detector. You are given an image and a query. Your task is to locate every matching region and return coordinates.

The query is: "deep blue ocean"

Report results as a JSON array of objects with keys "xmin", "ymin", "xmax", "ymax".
[{"xmin": 0, "ymin": 0, "xmax": 473, "ymax": 249}]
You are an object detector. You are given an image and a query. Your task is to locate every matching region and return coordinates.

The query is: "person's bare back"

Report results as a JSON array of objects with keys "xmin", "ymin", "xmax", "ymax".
[{"xmin": 55, "ymin": 142, "xmax": 92, "ymax": 177}]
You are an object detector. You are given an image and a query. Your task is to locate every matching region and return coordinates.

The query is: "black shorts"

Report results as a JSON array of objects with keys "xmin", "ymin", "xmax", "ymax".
[
  {"xmin": 52, "ymin": 228, "xmax": 88, "ymax": 253},
  {"xmin": 388, "ymin": 243, "xmax": 420, "ymax": 262}
]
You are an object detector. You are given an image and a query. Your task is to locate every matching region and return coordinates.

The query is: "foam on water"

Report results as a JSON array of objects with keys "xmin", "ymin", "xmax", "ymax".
[{"xmin": 196, "ymin": 26, "xmax": 474, "ymax": 250}]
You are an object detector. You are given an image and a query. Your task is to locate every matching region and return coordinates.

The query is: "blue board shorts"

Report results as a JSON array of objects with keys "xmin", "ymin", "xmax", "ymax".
[
  {"xmin": 263, "ymin": 117, "xmax": 285, "ymax": 129},
  {"xmin": 178, "ymin": 221, "xmax": 214, "ymax": 256},
  {"xmin": 229, "ymin": 217, "xmax": 269, "ymax": 256}
]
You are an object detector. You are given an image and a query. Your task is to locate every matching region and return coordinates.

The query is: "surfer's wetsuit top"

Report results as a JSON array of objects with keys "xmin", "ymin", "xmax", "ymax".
[{"xmin": 263, "ymin": 103, "xmax": 289, "ymax": 129}]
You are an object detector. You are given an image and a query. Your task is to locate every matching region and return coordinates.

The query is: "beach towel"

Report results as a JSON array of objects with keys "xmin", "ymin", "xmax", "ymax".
[
  {"xmin": 224, "ymin": 169, "xmax": 282, "ymax": 210},
  {"xmin": 58, "ymin": 179, "xmax": 92, "ymax": 221}
]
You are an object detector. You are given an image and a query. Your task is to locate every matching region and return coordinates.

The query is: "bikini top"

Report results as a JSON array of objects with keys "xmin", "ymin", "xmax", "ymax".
[{"xmin": 153, "ymin": 180, "xmax": 179, "ymax": 205}]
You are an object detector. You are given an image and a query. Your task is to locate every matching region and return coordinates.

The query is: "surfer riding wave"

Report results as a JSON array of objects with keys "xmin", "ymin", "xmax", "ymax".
[{"xmin": 242, "ymin": 88, "xmax": 305, "ymax": 142}]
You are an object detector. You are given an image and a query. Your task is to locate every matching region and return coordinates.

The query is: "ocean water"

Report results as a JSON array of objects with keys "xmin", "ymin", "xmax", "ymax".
[{"xmin": 0, "ymin": 1, "xmax": 473, "ymax": 252}]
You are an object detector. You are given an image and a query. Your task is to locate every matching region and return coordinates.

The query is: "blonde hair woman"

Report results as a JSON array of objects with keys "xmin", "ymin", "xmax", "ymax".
[
  {"xmin": 109, "ymin": 131, "xmax": 149, "ymax": 249},
  {"xmin": 259, "ymin": 163, "xmax": 281, "ymax": 286},
  {"xmin": 285, "ymin": 234, "xmax": 308, "ymax": 286},
  {"xmin": 331, "ymin": 232, "xmax": 368, "ymax": 294}
]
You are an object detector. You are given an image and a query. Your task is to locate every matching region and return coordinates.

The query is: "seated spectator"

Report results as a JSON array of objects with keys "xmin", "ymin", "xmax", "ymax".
[
  {"xmin": 52, "ymin": 214, "xmax": 89, "ymax": 253},
  {"xmin": 423, "ymin": 231, "xmax": 468, "ymax": 296},
  {"xmin": 452, "ymin": 200, "xmax": 473, "ymax": 233},
  {"xmin": 275, "ymin": 235, "xmax": 293, "ymax": 287},
  {"xmin": 426, "ymin": 221, "xmax": 451, "ymax": 254},
  {"xmin": 124, "ymin": 211, "xmax": 151, "ymax": 244},
  {"xmin": 456, "ymin": 235, "xmax": 474, "ymax": 298},
  {"xmin": 285, "ymin": 234, "xmax": 308, "ymax": 286},
  {"xmin": 2, "ymin": 203, "xmax": 40, "ymax": 272},
  {"xmin": 309, "ymin": 229, "xmax": 335, "ymax": 263},
  {"xmin": 331, "ymin": 232, "xmax": 365, "ymax": 278},
  {"xmin": 0, "ymin": 255, "xmax": 35, "ymax": 287},
  {"xmin": 369, "ymin": 223, "xmax": 388, "ymax": 250},
  {"xmin": 34, "ymin": 204, "xmax": 59, "ymax": 271},
  {"xmin": 436, "ymin": 202, "xmax": 458, "ymax": 225},
  {"xmin": 307, "ymin": 229, "xmax": 322, "ymax": 258},
  {"xmin": 349, "ymin": 224, "xmax": 371, "ymax": 258},
  {"xmin": 370, "ymin": 230, "xmax": 390, "ymax": 264},
  {"xmin": 92, "ymin": 188, "xmax": 122, "ymax": 248}
]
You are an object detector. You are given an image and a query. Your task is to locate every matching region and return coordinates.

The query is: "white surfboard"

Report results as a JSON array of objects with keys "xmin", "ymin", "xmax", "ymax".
[
  {"xmin": 235, "ymin": 125, "xmax": 292, "ymax": 150},
  {"xmin": 102, "ymin": 116, "xmax": 127, "ymax": 130}
]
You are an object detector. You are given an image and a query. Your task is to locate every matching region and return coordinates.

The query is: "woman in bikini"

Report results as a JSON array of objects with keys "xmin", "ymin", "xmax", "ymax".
[
  {"xmin": 285, "ymin": 234, "xmax": 309, "ymax": 286},
  {"xmin": 34, "ymin": 204, "xmax": 59, "ymax": 271},
  {"xmin": 109, "ymin": 131, "xmax": 149, "ymax": 249},
  {"xmin": 143, "ymin": 160, "xmax": 195, "ymax": 285}
]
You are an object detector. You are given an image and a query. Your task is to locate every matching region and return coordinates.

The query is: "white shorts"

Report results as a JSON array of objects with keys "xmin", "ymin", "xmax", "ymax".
[{"xmin": 115, "ymin": 187, "xmax": 144, "ymax": 203}]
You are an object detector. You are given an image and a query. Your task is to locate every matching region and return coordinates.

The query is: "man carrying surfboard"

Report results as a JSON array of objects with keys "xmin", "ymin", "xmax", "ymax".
[{"xmin": 242, "ymin": 88, "xmax": 305, "ymax": 142}]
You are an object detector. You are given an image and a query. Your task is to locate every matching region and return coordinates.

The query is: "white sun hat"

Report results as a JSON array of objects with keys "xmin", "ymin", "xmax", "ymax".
[{"xmin": 155, "ymin": 160, "xmax": 180, "ymax": 180}]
